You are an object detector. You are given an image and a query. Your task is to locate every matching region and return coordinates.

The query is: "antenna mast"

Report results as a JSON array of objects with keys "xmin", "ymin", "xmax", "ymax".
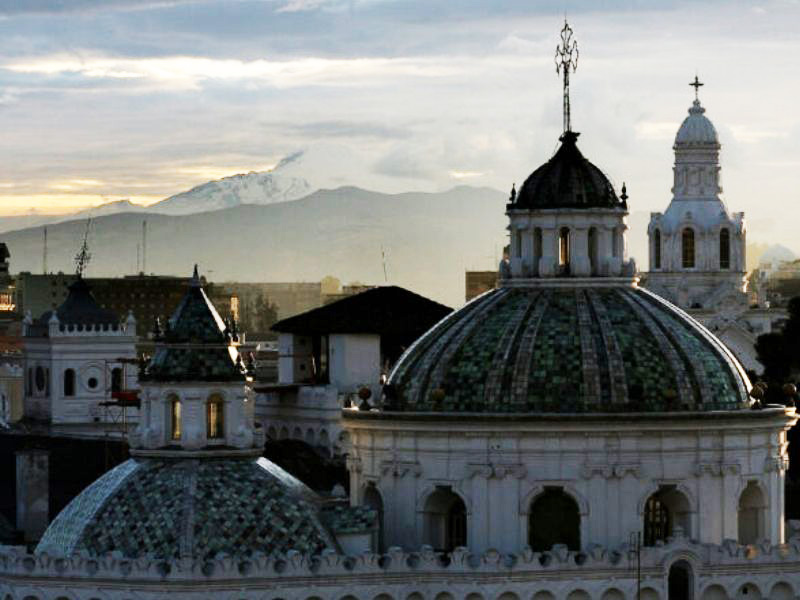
[
  {"xmin": 42, "ymin": 227, "xmax": 48, "ymax": 274},
  {"xmin": 75, "ymin": 218, "xmax": 92, "ymax": 278},
  {"xmin": 142, "ymin": 219, "xmax": 147, "ymax": 274},
  {"xmin": 555, "ymin": 19, "xmax": 579, "ymax": 134}
]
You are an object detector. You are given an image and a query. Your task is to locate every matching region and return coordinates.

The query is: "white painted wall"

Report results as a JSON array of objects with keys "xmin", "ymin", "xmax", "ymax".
[
  {"xmin": 329, "ymin": 333, "xmax": 380, "ymax": 392},
  {"xmin": 344, "ymin": 408, "xmax": 796, "ymax": 556}
]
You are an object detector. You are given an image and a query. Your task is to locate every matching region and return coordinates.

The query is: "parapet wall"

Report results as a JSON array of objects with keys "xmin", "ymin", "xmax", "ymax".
[{"xmin": 2, "ymin": 535, "xmax": 800, "ymax": 600}]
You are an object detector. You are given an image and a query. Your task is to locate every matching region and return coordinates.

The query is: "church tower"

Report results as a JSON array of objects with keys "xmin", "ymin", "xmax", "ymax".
[{"xmin": 645, "ymin": 78, "xmax": 747, "ymax": 310}]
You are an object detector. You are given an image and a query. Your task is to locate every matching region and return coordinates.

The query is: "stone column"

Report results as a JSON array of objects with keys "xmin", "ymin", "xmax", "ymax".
[
  {"xmin": 15, "ymin": 449, "xmax": 49, "ymax": 542},
  {"xmin": 570, "ymin": 228, "xmax": 591, "ymax": 277},
  {"xmin": 538, "ymin": 229, "xmax": 558, "ymax": 277}
]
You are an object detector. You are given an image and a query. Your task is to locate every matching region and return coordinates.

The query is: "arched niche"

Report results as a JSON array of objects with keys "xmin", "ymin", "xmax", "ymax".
[
  {"xmin": 769, "ymin": 582, "xmax": 794, "ymax": 600},
  {"xmin": 566, "ymin": 591, "xmax": 590, "ymax": 600},
  {"xmin": 735, "ymin": 583, "xmax": 762, "ymax": 600},
  {"xmin": 422, "ymin": 485, "xmax": 467, "ymax": 552},
  {"xmin": 601, "ymin": 589, "xmax": 625, "ymax": 600},
  {"xmin": 641, "ymin": 588, "xmax": 660, "ymax": 600},
  {"xmin": 496, "ymin": 593, "xmax": 519, "ymax": 600},
  {"xmin": 528, "ymin": 487, "xmax": 581, "ymax": 552},
  {"xmin": 363, "ymin": 482, "xmax": 384, "ymax": 552},
  {"xmin": 532, "ymin": 592, "xmax": 555, "ymax": 600},
  {"xmin": 737, "ymin": 481, "xmax": 766, "ymax": 545},
  {"xmin": 700, "ymin": 584, "xmax": 728, "ymax": 600}
]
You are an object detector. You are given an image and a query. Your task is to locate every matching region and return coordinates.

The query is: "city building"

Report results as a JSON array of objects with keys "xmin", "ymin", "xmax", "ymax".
[
  {"xmin": 643, "ymin": 82, "xmax": 785, "ymax": 372},
  {"xmin": 258, "ymin": 286, "xmax": 451, "ymax": 455},
  {"xmin": 16, "ymin": 272, "xmax": 199, "ymax": 339},
  {"xmin": 465, "ymin": 270, "xmax": 498, "ymax": 302},
  {"xmin": 21, "ymin": 276, "xmax": 138, "ymax": 429}
]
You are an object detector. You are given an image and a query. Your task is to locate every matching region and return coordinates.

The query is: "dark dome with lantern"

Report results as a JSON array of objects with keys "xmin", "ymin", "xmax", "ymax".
[{"xmin": 512, "ymin": 131, "xmax": 625, "ymax": 211}]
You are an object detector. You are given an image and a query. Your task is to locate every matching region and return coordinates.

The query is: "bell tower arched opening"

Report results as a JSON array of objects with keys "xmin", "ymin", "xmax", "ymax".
[
  {"xmin": 528, "ymin": 488, "xmax": 580, "ymax": 551},
  {"xmin": 423, "ymin": 486, "xmax": 467, "ymax": 552}
]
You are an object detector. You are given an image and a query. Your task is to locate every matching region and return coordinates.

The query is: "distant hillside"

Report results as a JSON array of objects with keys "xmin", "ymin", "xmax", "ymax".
[{"xmin": 4, "ymin": 186, "xmax": 507, "ymax": 308}]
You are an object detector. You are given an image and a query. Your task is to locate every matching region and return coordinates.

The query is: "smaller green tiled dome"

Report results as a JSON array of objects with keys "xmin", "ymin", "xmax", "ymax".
[
  {"xmin": 36, "ymin": 457, "xmax": 362, "ymax": 560},
  {"xmin": 386, "ymin": 285, "xmax": 751, "ymax": 414}
]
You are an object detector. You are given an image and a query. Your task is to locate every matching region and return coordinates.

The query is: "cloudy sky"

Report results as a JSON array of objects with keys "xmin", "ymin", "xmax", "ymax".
[{"xmin": 0, "ymin": 0, "xmax": 798, "ymax": 253}]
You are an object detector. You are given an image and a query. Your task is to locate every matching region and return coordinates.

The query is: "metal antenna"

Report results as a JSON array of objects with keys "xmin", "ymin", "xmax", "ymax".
[
  {"xmin": 75, "ymin": 218, "xmax": 92, "ymax": 278},
  {"xmin": 689, "ymin": 74, "xmax": 704, "ymax": 101},
  {"xmin": 555, "ymin": 19, "xmax": 579, "ymax": 134},
  {"xmin": 42, "ymin": 227, "xmax": 48, "ymax": 274},
  {"xmin": 142, "ymin": 219, "xmax": 147, "ymax": 274},
  {"xmin": 381, "ymin": 246, "xmax": 388, "ymax": 283}
]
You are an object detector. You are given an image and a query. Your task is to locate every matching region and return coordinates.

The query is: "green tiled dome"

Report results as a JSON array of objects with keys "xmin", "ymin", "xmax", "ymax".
[
  {"xmin": 35, "ymin": 457, "xmax": 361, "ymax": 559},
  {"xmin": 386, "ymin": 286, "xmax": 751, "ymax": 413}
]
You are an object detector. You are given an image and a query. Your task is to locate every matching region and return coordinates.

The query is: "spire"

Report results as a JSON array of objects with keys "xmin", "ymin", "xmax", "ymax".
[
  {"xmin": 74, "ymin": 218, "xmax": 92, "ymax": 279},
  {"xmin": 191, "ymin": 264, "xmax": 201, "ymax": 287},
  {"xmin": 555, "ymin": 19, "xmax": 579, "ymax": 134}
]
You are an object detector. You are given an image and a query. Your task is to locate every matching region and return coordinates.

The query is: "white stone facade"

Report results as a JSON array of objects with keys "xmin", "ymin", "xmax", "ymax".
[
  {"xmin": 129, "ymin": 380, "xmax": 260, "ymax": 453},
  {"xmin": 508, "ymin": 209, "xmax": 635, "ymax": 279},
  {"xmin": 344, "ymin": 408, "xmax": 796, "ymax": 555},
  {"xmin": 22, "ymin": 313, "xmax": 138, "ymax": 425}
]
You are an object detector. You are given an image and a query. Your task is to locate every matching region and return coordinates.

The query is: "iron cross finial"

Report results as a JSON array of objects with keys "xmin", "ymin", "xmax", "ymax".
[
  {"xmin": 555, "ymin": 19, "xmax": 579, "ymax": 133},
  {"xmin": 690, "ymin": 75, "xmax": 704, "ymax": 101}
]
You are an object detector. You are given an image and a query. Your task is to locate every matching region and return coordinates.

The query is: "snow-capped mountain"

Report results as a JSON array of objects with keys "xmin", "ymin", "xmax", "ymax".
[{"xmin": 147, "ymin": 172, "xmax": 313, "ymax": 216}]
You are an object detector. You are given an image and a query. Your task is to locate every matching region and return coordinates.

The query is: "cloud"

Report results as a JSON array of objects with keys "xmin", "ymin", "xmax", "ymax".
[
  {"xmin": 0, "ymin": 0, "xmax": 204, "ymax": 16},
  {"xmin": 287, "ymin": 120, "xmax": 410, "ymax": 140},
  {"xmin": 4, "ymin": 54, "xmax": 461, "ymax": 91},
  {"xmin": 275, "ymin": 0, "xmax": 332, "ymax": 13}
]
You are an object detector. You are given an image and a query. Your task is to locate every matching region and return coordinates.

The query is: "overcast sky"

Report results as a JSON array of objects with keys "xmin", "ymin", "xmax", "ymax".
[{"xmin": 0, "ymin": 0, "xmax": 798, "ymax": 254}]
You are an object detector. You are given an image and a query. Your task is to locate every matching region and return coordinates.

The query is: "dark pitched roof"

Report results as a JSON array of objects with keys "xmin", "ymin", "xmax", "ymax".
[
  {"xmin": 512, "ymin": 131, "xmax": 625, "ymax": 211},
  {"xmin": 38, "ymin": 278, "xmax": 119, "ymax": 326},
  {"xmin": 143, "ymin": 268, "xmax": 246, "ymax": 383},
  {"xmin": 272, "ymin": 286, "xmax": 452, "ymax": 337}
]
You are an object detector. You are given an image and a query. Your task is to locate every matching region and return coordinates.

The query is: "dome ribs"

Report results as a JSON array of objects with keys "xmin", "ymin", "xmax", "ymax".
[
  {"xmin": 637, "ymin": 288, "xmax": 749, "ymax": 406},
  {"xmin": 435, "ymin": 289, "xmax": 520, "ymax": 411},
  {"xmin": 575, "ymin": 290, "xmax": 603, "ymax": 407},
  {"xmin": 395, "ymin": 292, "xmax": 489, "ymax": 405},
  {"xmin": 620, "ymin": 290, "xmax": 697, "ymax": 408},
  {"xmin": 510, "ymin": 290, "xmax": 551, "ymax": 406},
  {"xmin": 483, "ymin": 290, "xmax": 540, "ymax": 409},
  {"xmin": 411, "ymin": 289, "xmax": 509, "ymax": 409},
  {"xmin": 632, "ymin": 290, "xmax": 716, "ymax": 406},
  {"xmin": 585, "ymin": 290, "xmax": 629, "ymax": 405}
]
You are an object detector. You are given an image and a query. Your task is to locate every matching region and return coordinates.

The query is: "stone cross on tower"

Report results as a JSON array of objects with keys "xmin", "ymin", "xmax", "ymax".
[
  {"xmin": 74, "ymin": 218, "xmax": 92, "ymax": 278},
  {"xmin": 555, "ymin": 19, "xmax": 579, "ymax": 134},
  {"xmin": 690, "ymin": 75, "xmax": 704, "ymax": 100}
]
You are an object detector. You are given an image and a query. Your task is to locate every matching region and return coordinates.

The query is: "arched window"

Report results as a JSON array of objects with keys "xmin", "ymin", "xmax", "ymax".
[
  {"xmin": 206, "ymin": 394, "xmax": 225, "ymax": 439},
  {"xmin": 654, "ymin": 229, "xmax": 662, "ymax": 269},
  {"xmin": 529, "ymin": 488, "xmax": 580, "ymax": 551},
  {"xmin": 169, "ymin": 395, "xmax": 181, "ymax": 441},
  {"xmin": 643, "ymin": 486, "xmax": 691, "ymax": 546},
  {"xmin": 514, "ymin": 229, "xmax": 522, "ymax": 258},
  {"xmin": 111, "ymin": 367, "xmax": 123, "ymax": 393},
  {"xmin": 588, "ymin": 227, "xmax": 598, "ymax": 275},
  {"xmin": 738, "ymin": 481, "xmax": 766, "ymax": 544},
  {"xmin": 533, "ymin": 227, "xmax": 543, "ymax": 276},
  {"xmin": 35, "ymin": 366, "xmax": 45, "ymax": 392},
  {"xmin": 64, "ymin": 369, "xmax": 75, "ymax": 397},
  {"xmin": 682, "ymin": 228, "xmax": 695, "ymax": 269},
  {"xmin": 558, "ymin": 227, "xmax": 571, "ymax": 275},
  {"xmin": 423, "ymin": 486, "xmax": 467, "ymax": 552},
  {"xmin": 364, "ymin": 483, "xmax": 385, "ymax": 552},
  {"xmin": 719, "ymin": 228, "xmax": 730, "ymax": 270}
]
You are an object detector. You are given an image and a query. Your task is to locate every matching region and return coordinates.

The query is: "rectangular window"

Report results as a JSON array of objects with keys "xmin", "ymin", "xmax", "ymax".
[
  {"xmin": 171, "ymin": 399, "xmax": 181, "ymax": 440},
  {"xmin": 206, "ymin": 398, "xmax": 224, "ymax": 439}
]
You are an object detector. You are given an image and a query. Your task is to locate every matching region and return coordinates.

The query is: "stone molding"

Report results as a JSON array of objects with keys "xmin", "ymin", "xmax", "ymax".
[
  {"xmin": 379, "ymin": 459, "xmax": 422, "ymax": 478},
  {"xmin": 465, "ymin": 463, "xmax": 527, "ymax": 479},
  {"xmin": 580, "ymin": 463, "xmax": 641, "ymax": 479},
  {"xmin": 2, "ymin": 535, "xmax": 800, "ymax": 584},
  {"xmin": 694, "ymin": 462, "xmax": 741, "ymax": 476}
]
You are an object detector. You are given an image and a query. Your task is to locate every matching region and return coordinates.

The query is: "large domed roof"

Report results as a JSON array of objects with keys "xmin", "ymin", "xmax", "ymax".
[
  {"xmin": 385, "ymin": 286, "xmax": 750, "ymax": 414},
  {"xmin": 36, "ymin": 457, "xmax": 371, "ymax": 559},
  {"xmin": 512, "ymin": 131, "xmax": 624, "ymax": 210},
  {"xmin": 675, "ymin": 100, "xmax": 719, "ymax": 145}
]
